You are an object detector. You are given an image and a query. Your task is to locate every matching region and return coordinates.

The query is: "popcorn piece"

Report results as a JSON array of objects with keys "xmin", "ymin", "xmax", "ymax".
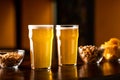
[{"xmin": 100, "ymin": 38, "xmax": 120, "ymax": 61}]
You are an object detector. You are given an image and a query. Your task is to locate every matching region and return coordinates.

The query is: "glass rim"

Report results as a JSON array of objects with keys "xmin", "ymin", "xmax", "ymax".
[
  {"xmin": 56, "ymin": 25, "xmax": 79, "ymax": 30},
  {"xmin": 28, "ymin": 25, "xmax": 54, "ymax": 29}
]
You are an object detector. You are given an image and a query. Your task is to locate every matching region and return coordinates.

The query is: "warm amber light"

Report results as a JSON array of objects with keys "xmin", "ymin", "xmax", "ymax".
[
  {"xmin": 102, "ymin": 62, "xmax": 114, "ymax": 75},
  {"xmin": 105, "ymin": 53, "xmax": 112, "ymax": 60}
]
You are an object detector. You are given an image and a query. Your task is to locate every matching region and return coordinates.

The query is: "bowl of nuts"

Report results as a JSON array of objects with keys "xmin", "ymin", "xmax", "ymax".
[
  {"xmin": 0, "ymin": 49, "xmax": 25, "ymax": 68},
  {"xmin": 78, "ymin": 45, "xmax": 104, "ymax": 64}
]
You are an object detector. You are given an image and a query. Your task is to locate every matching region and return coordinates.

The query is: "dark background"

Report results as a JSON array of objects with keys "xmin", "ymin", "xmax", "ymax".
[
  {"xmin": 0, "ymin": 0, "xmax": 95, "ymax": 66},
  {"xmin": 14, "ymin": 0, "xmax": 94, "ymax": 49},
  {"xmin": 57, "ymin": 0, "xmax": 94, "ymax": 46}
]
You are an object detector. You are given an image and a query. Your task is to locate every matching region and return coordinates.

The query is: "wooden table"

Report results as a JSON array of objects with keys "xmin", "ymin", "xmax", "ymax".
[{"xmin": 1, "ymin": 54, "xmax": 120, "ymax": 80}]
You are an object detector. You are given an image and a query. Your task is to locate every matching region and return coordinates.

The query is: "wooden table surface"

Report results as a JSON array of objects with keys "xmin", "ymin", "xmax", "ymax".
[{"xmin": 1, "ymin": 54, "xmax": 120, "ymax": 80}]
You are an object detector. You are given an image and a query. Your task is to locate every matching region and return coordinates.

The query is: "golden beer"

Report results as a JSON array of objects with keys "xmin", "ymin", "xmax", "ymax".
[
  {"xmin": 56, "ymin": 25, "xmax": 79, "ymax": 66},
  {"xmin": 28, "ymin": 25, "xmax": 53, "ymax": 69}
]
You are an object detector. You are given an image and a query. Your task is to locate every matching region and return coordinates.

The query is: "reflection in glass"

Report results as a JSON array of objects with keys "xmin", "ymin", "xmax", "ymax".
[
  {"xmin": 58, "ymin": 66, "xmax": 78, "ymax": 80},
  {"xmin": 30, "ymin": 69, "xmax": 53, "ymax": 80}
]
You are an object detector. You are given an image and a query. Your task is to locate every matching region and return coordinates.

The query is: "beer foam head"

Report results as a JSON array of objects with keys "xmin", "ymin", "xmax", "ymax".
[
  {"xmin": 28, "ymin": 25, "xmax": 54, "ymax": 29},
  {"xmin": 56, "ymin": 25, "xmax": 79, "ymax": 37},
  {"xmin": 56, "ymin": 25, "xmax": 79, "ymax": 30}
]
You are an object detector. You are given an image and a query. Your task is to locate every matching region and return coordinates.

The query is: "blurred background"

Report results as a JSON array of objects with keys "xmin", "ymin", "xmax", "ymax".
[{"xmin": 1, "ymin": 0, "xmax": 120, "ymax": 65}]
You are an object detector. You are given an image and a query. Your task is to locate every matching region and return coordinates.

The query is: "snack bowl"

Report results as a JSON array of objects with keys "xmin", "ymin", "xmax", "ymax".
[
  {"xmin": 78, "ymin": 45, "xmax": 104, "ymax": 64},
  {"xmin": 0, "ymin": 49, "xmax": 25, "ymax": 68}
]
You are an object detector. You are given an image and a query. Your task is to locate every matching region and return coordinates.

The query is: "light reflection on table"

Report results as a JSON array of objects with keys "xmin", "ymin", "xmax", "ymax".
[{"xmin": 0, "ymin": 61, "xmax": 120, "ymax": 80}]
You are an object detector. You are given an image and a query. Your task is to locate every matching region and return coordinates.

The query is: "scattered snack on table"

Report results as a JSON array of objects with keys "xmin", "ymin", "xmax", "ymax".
[
  {"xmin": 78, "ymin": 45, "xmax": 103, "ymax": 64},
  {"xmin": 100, "ymin": 38, "xmax": 120, "ymax": 61}
]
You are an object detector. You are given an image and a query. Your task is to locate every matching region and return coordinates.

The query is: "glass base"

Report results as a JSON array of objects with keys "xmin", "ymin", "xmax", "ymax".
[
  {"xmin": 59, "ymin": 64, "xmax": 77, "ymax": 66},
  {"xmin": 31, "ymin": 66, "xmax": 51, "ymax": 70}
]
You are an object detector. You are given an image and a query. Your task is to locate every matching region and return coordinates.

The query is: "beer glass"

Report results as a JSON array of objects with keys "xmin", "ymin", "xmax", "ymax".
[
  {"xmin": 28, "ymin": 25, "xmax": 54, "ymax": 69},
  {"xmin": 56, "ymin": 25, "xmax": 79, "ymax": 66}
]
